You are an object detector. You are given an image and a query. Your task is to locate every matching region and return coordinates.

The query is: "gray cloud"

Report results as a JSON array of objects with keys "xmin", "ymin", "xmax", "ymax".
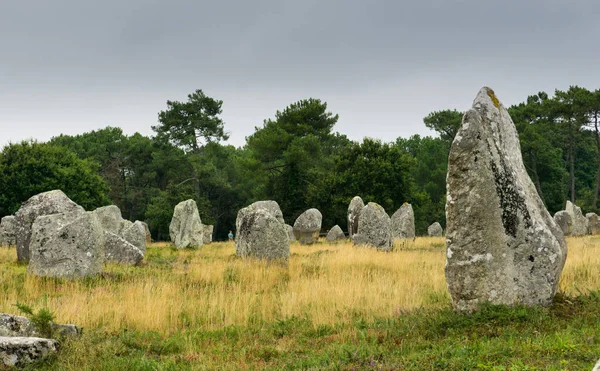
[{"xmin": 1, "ymin": 0, "xmax": 600, "ymax": 147}]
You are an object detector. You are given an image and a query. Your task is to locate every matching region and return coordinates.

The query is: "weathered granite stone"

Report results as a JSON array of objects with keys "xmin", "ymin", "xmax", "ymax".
[
  {"xmin": 326, "ymin": 225, "xmax": 345, "ymax": 242},
  {"xmin": 445, "ymin": 87, "xmax": 567, "ymax": 312},
  {"xmin": 391, "ymin": 203, "xmax": 415, "ymax": 239},
  {"xmin": 352, "ymin": 202, "xmax": 392, "ymax": 251},
  {"xmin": 169, "ymin": 199, "xmax": 203, "ymax": 248},
  {"xmin": 28, "ymin": 211, "xmax": 105, "ymax": 278},
  {"xmin": 553, "ymin": 211, "xmax": 572, "ymax": 236},
  {"xmin": 248, "ymin": 201, "xmax": 285, "ymax": 224},
  {"xmin": 293, "ymin": 208, "xmax": 322, "ymax": 245},
  {"xmin": 565, "ymin": 201, "xmax": 588, "ymax": 236},
  {"xmin": 93, "ymin": 205, "xmax": 125, "ymax": 235},
  {"xmin": 0, "ymin": 216, "xmax": 16, "ymax": 247},
  {"xmin": 347, "ymin": 196, "xmax": 364, "ymax": 237},
  {"xmin": 235, "ymin": 208, "xmax": 289, "ymax": 263},
  {"xmin": 587, "ymin": 213, "xmax": 600, "ymax": 235},
  {"xmin": 285, "ymin": 224, "xmax": 295, "ymax": 242},
  {"xmin": 141, "ymin": 222, "xmax": 152, "ymax": 245},
  {"xmin": 203, "ymin": 225, "xmax": 214, "ymax": 244},
  {"xmin": 122, "ymin": 221, "xmax": 147, "ymax": 254},
  {"xmin": 0, "ymin": 336, "xmax": 59, "ymax": 367},
  {"xmin": 0, "ymin": 313, "xmax": 81, "ymax": 338},
  {"xmin": 427, "ymin": 222, "xmax": 443, "ymax": 237},
  {"xmin": 104, "ymin": 232, "xmax": 143, "ymax": 265},
  {"xmin": 15, "ymin": 190, "xmax": 85, "ymax": 263}
]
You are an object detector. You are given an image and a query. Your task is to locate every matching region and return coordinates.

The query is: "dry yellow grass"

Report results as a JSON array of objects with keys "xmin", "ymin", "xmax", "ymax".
[{"xmin": 0, "ymin": 236, "xmax": 597, "ymax": 335}]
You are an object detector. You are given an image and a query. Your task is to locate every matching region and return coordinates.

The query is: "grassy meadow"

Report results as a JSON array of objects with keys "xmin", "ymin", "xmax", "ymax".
[{"xmin": 1, "ymin": 236, "xmax": 599, "ymax": 370}]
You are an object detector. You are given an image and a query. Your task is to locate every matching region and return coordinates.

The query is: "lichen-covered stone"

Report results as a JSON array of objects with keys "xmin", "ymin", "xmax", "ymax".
[
  {"xmin": 28, "ymin": 211, "xmax": 105, "ymax": 278},
  {"xmin": 445, "ymin": 87, "xmax": 567, "ymax": 312},
  {"xmin": 203, "ymin": 225, "xmax": 214, "ymax": 244},
  {"xmin": 587, "ymin": 213, "xmax": 600, "ymax": 235},
  {"xmin": 169, "ymin": 200, "xmax": 203, "ymax": 248},
  {"xmin": 347, "ymin": 196, "xmax": 364, "ymax": 237},
  {"xmin": 285, "ymin": 224, "xmax": 295, "ymax": 242},
  {"xmin": 0, "ymin": 313, "xmax": 81, "ymax": 338},
  {"xmin": 0, "ymin": 216, "xmax": 16, "ymax": 247},
  {"xmin": 553, "ymin": 211, "xmax": 572, "ymax": 236},
  {"xmin": 427, "ymin": 222, "xmax": 443, "ymax": 237},
  {"xmin": 293, "ymin": 208, "xmax": 322, "ymax": 245},
  {"xmin": 247, "ymin": 201, "xmax": 285, "ymax": 224},
  {"xmin": 326, "ymin": 225, "xmax": 345, "ymax": 242},
  {"xmin": 235, "ymin": 208, "xmax": 289, "ymax": 263},
  {"xmin": 104, "ymin": 232, "xmax": 143, "ymax": 265},
  {"xmin": 93, "ymin": 205, "xmax": 125, "ymax": 235},
  {"xmin": 352, "ymin": 202, "xmax": 392, "ymax": 251},
  {"xmin": 122, "ymin": 221, "xmax": 147, "ymax": 254},
  {"xmin": 391, "ymin": 203, "xmax": 415, "ymax": 239},
  {"xmin": 565, "ymin": 201, "xmax": 588, "ymax": 236},
  {"xmin": 15, "ymin": 190, "xmax": 84, "ymax": 263},
  {"xmin": 0, "ymin": 336, "xmax": 59, "ymax": 367}
]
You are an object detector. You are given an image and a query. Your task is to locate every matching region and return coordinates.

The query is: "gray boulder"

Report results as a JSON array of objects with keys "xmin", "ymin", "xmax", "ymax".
[
  {"xmin": 141, "ymin": 222, "xmax": 152, "ymax": 245},
  {"xmin": 326, "ymin": 225, "xmax": 345, "ymax": 242},
  {"xmin": 553, "ymin": 211, "xmax": 572, "ymax": 236},
  {"xmin": 587, "ymin": 213, "xmax": 600, "ymax": 235},
  {"xmin": 347, "ymin": 196, "xmax": 364, "ymax": 237},
  {"xmin": 203, "ymin": 225, "xmax": 214, "ymax": 244},
  {"xmin": 0, "ymin": 216, "xmax": 16, "ymax": 247},
  {"xmin": 285, "ymin": 224, "xmax": 295, "ymax": 242},
  {"xmin": 169, "ymin": 199, "xmax": 203, "ymax": 248},
  {"xmin": 122, "ymin": 221, "xmax": 147, "ymax": 254},
  {"xmin": 391, "ymin": 203, "xmax": 415, "ymax": 239},
  {"xmin": 235, "ymin": 208, "xmax": 289, "ymax": 263},
  {"xmin": 0, "ymin": 313, "xmax": 81, "ymax": 338},
  {"xmin": 15, "ymin": 190, "xmax": 84, "ymax": 263},
  {"xmin": 352, "ymin": 202, "xmax": 392, "ymax": 251},
  {"xmin": 293, "ymin": 208, "xmax": 322, "ymax": 245},
  {"xmin": 565, "ymin": 201, "xmax": 588, "ymax": 236},
  {"xmin": 93, "ymin": 205, "xmax": 125, "ymax": 235},
  {"xmin": 28, "ymin": 211, "xmax": 105, "ymax": 278},
  {"xmin": 427, "ymin": 222, "xmax": 443, "ymax": 237},
  {"xmin": 0, "ymin": 336, "xmax": 59, "ymax": 367},
  {"xmin": 104, "ymin": 232, "xmax": 143, "ymax": 265},
  {"xmin": 445, "ymin": 87, "xmax": 567, "ymax": 312},
  {"xmin": 246, "ymin": 201, "xmax": 285, "ymax": 224}
]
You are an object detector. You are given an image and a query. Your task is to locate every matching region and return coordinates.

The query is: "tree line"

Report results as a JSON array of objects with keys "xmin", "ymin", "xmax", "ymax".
[{"xmin": 0, "ymin": 86, "xmax": 598, "ymax": 240}]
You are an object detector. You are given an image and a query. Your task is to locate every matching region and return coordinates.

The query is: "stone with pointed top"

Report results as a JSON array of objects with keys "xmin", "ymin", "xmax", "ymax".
[
  {"xmin": 391, "ymin": 203, "xmax": 415, "ymax": 239},
  {"xmin": 352, "ymin": 202, "xmax": 392, "ymax": 251},
  {"xmin": 326, "ymin": 225, "xmax": 345, "ymax": 242},
  {"xmin": 427, "ymin": 222, "xmax": 443, "ymax": 237}
]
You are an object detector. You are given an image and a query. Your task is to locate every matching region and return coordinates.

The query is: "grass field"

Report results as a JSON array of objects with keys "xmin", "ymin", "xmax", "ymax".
[{"xmin": 1, "ymin": 236, "xmax": 599, "ymax": 370}]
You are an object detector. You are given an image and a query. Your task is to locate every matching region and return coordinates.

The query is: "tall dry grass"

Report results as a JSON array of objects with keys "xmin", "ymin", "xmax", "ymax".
[{"xmin": 0, "ymin": 236, "xmax": 597, "ymax": 334}]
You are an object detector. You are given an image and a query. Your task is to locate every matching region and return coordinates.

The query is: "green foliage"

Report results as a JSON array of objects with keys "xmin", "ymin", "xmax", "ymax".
[{"xmin": 15, "ymin": 301, "xmax": 56, "ymax": 338}]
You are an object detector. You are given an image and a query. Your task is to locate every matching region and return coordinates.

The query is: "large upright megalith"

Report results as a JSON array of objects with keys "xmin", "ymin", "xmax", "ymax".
[
  {"xmin": 352, "ymin": 202, "xmax": 392, "ymax": 251},
  {"xmin": 169, "ymin": 200, "xmax": 203, "ymax": 248},
  {"xmin": 445, "ymin": 87, "xmax": 567, "ymax": 312},
  {"xmin": 15, "ymin": 190, "xmax": 85, "ymax": 263},
  {"xmin": 235, "ymin": 201, "xmax": 289, "ymax": 262},
  {"xmin": 565, "ymin": 201, "xmax": 588, "ymax": 236},
  {"xmin": 293, "ymin": 208, "xmax": 322, "ymax": 245},
  {"xmin": 347, "ymin": 196, "xmax": 364, "ymax": 237},
  {"xmin": 391, "ymin": 203, "xmax": 415, "ymax": 239}
]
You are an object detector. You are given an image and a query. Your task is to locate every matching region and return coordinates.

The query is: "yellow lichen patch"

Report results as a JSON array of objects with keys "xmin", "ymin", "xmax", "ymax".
[{"xmin": 486, "ymin": 88, "xmax": 500, "ymax": 109}]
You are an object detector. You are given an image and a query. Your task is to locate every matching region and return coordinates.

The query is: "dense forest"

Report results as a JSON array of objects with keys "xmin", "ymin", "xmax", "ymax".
[{"xmin": 1, "ymin": 86, "xmax": 599, "ymax": 241}]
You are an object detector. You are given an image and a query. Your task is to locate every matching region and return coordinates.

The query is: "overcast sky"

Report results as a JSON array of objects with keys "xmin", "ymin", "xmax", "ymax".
[{"xmin": 1, "ymin": 0, "xmax": 599, "ymax": 147}]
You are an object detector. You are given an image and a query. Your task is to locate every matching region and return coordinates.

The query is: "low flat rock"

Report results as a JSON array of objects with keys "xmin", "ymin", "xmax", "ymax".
[
  {"xmin": 347, "ymin": 196, "xmax": 364, "ymax": 237},
  {"xmin": 352, "ymin": 202, "xmax": 392, "ymax": 251},
  {"xmin": 427, "ymin": 222, "xmax": 443, "ymax": 237},
  {"xmin": 0, "ymin": 336, "xmax": 59, "ymax": 367},
  {"xmin": 0, "ymin": 313, "xmax": 81, "ymax": 338},
  {"xmin": 326, "ymin": 225, "xmax": 345, "ymax": 242}
]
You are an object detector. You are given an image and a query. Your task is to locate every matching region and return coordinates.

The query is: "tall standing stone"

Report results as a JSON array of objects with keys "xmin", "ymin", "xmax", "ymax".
[
  {"xmin": 235, "ymin": 201, "xmax": 289, "ymax": 263},
  {"xmin": 553, "ymin": 211, "xmax": 572, "ymax": 236},
  {"xmin": 0, "ymin": 216, "xmax": 16, "ymax": 247},
  {"xmin": 587, "ymin": 213, "xmax": 600, "ymax": 235},
  {"xmin": 445, "ymin": 87, "xmax": 567, "ymax": 312},
  {"xmin": 347, "ymin": 196, "xmax": 364, "ymax": 237},
  {"xmin": 293, "ymin": 208, "xmax": 322, "ymax": 245},
  {"xmin": 203, "ymin": 225, "xmax": 214, "ymax": 244},
  {"xmin": 15, "ymin": 190, "xmax": 85, "ymax": 263},
  {"xmin": 391, "ymin": 203, "xmax": 415, "ymax": 239},
  {"xmin": 169, "ymin": 200, "xmax": 203, "ymax": 249},
  {"xmin": 565, "ymin": 201, "xmax": 588, "ymax": 236},
  {"xmin": 352, "ymin": 202, "xmax": 392, "ymax": 251},
  {"xmin": 427, "ymin": 222, "xmax": 443, "ymax": 237}
]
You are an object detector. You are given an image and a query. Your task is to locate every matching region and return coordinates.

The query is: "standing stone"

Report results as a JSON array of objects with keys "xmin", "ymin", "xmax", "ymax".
[
  {"xmin": 203, "ymin": 225, "xmax": 214, "ymax": 244},
  {"xmin": 445, "ymin": 87, "xmax": 567, "ymax": 312},
  {"xmin": 93, "ymin": 205, "xmax": 125, "ymax": 235},
  {"xmin": 0, "ymin": 216, "xmax": 16, "ymax": 247},
  {"xmin": 293, "ymin": 209, "xmax": 322, "ymax": 245},
  {"xmin": 326, "ymin": 225, "xmax": 345, "ymax": 242},
  {"xmin": 141, "ymin": 222, "xmax": 152, "ymax": 245},
  {"xmin": 427, "ymin": 222, "xmax": 443, "ymax": 237},
  {"xmin": 103, "ymin": 232, "xmax": 143, "ymax": 265},
  {"xmin": 0, "ymin": 337, "xmax": 59, "ymax": 367},
  {"xmin": 28, "ymin": 211, "xmax": 105, "ymax": 278},
  {"xmin": 122, "ymin": 221, "xmax": 147, "ymax": 254},
  {"xmin": 247, "ymin": 201, "xmax": 285, "ymax": 224},
  {"xmin": 347, "ymin": 196, "xmax": 364, "ymax": 237},
  {"xmin": 391, "ymin": 203, "xmax": 415, "ymax": 239},
  {"xmin": 352, "ymin": 202, "xmax": 392, "ymax": 251},
  {"xmin": 553, "ymin": 211, "xmax": 572, "ymax": 236},
  {"xmin": 169, "ymin": 200, "xmax": 203, "ymax": 249},
  {"xmin": 285, "ymin": 224, "xmax": 296, "ymax": 242},
  {"xmin": 587, "ymin": 213, "xmax": 600, "ymax": 235},
  {"xmin": 236, "ymin": 208, "xmax": 289, "ymax": 263},
  {"xmin": 15, "ymin": 190, "xmax": 84, "ymax": 263},
  {"xmin": 565, "ymin": 201, "xmax": 588, "ymax": 236}
]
